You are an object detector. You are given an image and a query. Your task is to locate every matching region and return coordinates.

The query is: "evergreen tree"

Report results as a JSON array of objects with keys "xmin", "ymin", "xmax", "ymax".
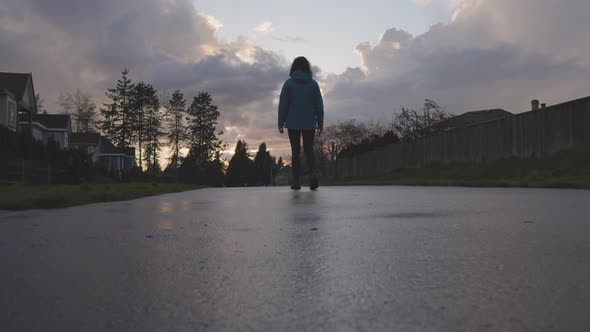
[
  {"xmin": 186, "ymin": 91, "xmax": 223, "ymax": 168},
  {"xmin": 100, "ymin": 68, "xmax": 136, "ymax": 148},
  {"xmin": 165, "ymin": 90, "xmax": 186, "ymax": 169},
  {"xmin": 271, "ymin": 156, "xmax": 283, "ymax": 184},
  {"xmin": 253, "ymin": 142, "xmax": 273, "ymax": 185},
  {"xmin": 277, "ymin": 156, "xmax": 284, "ymax": 169},
  {"xmin": 225, "ymin": 140, "xmax": 254, "ymax": 187},
  {"xmin": 143, "ymin": 90, "xmax": 163, "ymax": 174},
  {"xmin": 205, "ymin": 152, "xmax": 226, "ymax": 187},
  {"xmin": 132, "ymin": 82, "xmax": 158, "ymax": 170}
]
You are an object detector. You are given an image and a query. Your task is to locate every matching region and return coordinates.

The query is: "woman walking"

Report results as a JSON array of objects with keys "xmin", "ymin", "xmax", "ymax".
[{"xmin": 278, "ymin": 56, "xmax": 324, "ymax": 190}]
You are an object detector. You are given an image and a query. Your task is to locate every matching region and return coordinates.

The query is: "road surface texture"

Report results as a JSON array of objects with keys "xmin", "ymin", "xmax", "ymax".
[{"xmin": 1, "ymin": 186, "xmax": 590, "ymax": 331}]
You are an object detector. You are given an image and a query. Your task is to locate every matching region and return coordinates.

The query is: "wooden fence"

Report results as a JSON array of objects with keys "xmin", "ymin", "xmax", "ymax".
[{"xmin": 0, "ymin": 158, "xmax": 58, "ymax": 185}]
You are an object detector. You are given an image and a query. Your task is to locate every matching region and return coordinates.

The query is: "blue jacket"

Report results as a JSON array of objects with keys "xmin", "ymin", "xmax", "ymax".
[{"xmin": 278, "ymin": 71, "xmax": 324, "ymax": 130}]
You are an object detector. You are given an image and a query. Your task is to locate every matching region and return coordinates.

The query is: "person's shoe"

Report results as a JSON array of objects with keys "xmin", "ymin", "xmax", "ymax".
[
  {"xmin": 310, "ymin": 176, "xmax": 319, "ymax": 190},
  {"xmin": 291, "ymin": 182, "xmax": 301, "ymax": 190}
]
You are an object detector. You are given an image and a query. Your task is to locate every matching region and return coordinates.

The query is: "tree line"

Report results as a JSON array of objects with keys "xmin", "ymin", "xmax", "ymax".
[
  {"xmin": 47, "ymin": 69, "xmax": 450, "ymax": 184},
  {"xmin": 52, "ymin": 68, "xmax": 285, "ymax": 186},
  {"xmin": 310, "ymin": 99, "xmax": 451, "ymax": 175}
]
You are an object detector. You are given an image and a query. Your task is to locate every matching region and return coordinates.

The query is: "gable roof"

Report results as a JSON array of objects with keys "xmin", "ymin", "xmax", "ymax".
[
  {"xmin": 432, "ymin": 109, "xmax": 513, "ymax": 131},
  {"xmin": 19, "ymin": 113, "xmax": 70, "ymax": 130},
  {"xmin": 0, "ymin": 72, "xmax": 31, "ymax": 100},
  {"xmin": 34, "ymin": 114, "xmax": 70, "ymax": 129},
  {"xmin": 0, "ymin": 88, "xmax": 16, "ymax": 99},
  {"xmin": 99, "ymin": 136, "xmax": 121, "ymax": 154},
  {"xmin": 98, "ymin": 136, "xmax": 134, "ymax": 157},
  {"xmin": 122, "ymin": 147, "xmax": 135, "ymax": 158},
  {"xmin": 70, "ymin": 133, "xmax": 100, "ymax": 145}
]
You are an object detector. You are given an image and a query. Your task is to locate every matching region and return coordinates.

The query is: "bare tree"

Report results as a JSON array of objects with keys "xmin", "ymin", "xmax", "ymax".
[
  {"xmin": 366, "ymin": 120, "xmax": 388, "ymax": 138},
  {"xmin": 335, "ymin": 119, "xmax": 368, "ymax": 147},
  {"xmin": 320, "ymin": 125, "xmax": 345, "ymax": 162},
  {"xmin": 422, "ymin": 99, "xmax": 450, "ymax": 128},
  {"xmin": 391, "ymin": 99, "xmax": 451, "ymax": 141},
  {"xmin": 316, "ymin": 120, "xmax": 388, "ymax": 161},
  {"xmin": 35, "ymin": 93, "xmax": 45, "ymax": 114},
  {"xmin": 58, "ymin": 89, "xmax": 98, "ymax": 133}
]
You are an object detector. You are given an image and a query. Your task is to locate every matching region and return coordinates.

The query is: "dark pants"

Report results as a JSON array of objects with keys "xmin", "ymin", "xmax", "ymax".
[{"xmin": 288, "ymin": 129, "xmax": 316, "ymax": 181}]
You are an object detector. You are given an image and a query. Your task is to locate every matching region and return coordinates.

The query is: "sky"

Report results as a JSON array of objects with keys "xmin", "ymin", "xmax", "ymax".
[
  {"xmin": 194, "ymin": 0, "xmax": 453, "ymax": 74},
  {"xmin": 1, "ymin": 0, "xmax": 590, "ymax": 161}
]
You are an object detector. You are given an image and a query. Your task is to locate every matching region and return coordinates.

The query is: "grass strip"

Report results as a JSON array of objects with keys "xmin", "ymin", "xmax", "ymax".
[
  {"xmin": 324, "ymin": 147, "xmax": 590, "ymax": 189},
  {"xmin": 0, "ymin": 182, "xmax": 203, "ymax": 210}
]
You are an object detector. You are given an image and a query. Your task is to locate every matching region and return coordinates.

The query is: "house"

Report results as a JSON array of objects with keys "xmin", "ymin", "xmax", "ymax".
[
  {"xmin": 273, "ymin": 166, "xmax": 291, "ymax": 186},
  {"xmin": 431, "ymin": 109, "xmax": 513, "ymax": 132},
  {"xmin": 1, "ymin": 72, "xmax": 72, "ymax": 149},
  {"xmin": 69, "ymin": 133, "xmax": 136, "ymax": 173},
  {"xmin": 0, "ymin": 72, "xmax": 37, "ymax": 132},
  {"xmin": 18, "ymin": 113, "xmax": 71, "ymax": 149},
  {"xmin": 69, "ymin": 133, "xmax": 101, "ymax": 162},
  {"xmin": 98, "ymin": 136, "xmax": 136, "ymax": 173}
]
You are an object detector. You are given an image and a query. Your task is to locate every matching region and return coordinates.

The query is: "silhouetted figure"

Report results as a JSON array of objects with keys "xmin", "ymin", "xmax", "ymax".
[{"xmin": 278, "ymin": 56, "xmax": 324, "ymax": 190}]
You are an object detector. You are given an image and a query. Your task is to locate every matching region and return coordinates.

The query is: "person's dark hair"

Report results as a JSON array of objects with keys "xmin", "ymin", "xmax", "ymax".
[{"xmin": 290, "ymin": 56, "xmax": 312, "ymax": 76}]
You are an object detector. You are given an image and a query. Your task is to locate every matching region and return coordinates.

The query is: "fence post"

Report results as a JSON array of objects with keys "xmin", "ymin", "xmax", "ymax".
[
  {"xmin": 48, "ymin": 163, "xmax": 52, "ymax": 185},
  {"xmin": 21, "ymin": 159, "xmax": 25, "ymax": 185}
]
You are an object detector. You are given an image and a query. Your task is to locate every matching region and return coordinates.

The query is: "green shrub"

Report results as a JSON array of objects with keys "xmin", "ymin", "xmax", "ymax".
[
  {"xmin": 80, "ymin": 183, "xmax": 92, "ymax": 191},
  {"xmin": 34, "ymin": 194, "xmax": 68, "ymax": 209}
]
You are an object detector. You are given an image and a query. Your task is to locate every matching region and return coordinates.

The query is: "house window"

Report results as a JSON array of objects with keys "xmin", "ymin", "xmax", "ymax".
[{"xmin": 8, "ymin": 102, "xmax": 16, "ymax": 129}]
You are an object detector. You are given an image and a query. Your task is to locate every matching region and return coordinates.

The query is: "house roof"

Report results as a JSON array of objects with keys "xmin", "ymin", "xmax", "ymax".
[
  {"xmin": 0, "ymin": 72, "xmax": 31, "ymax": 100},
  {"xmin": 70, "ymin": 133, "xmax": 100, "ymax": 145},
  {"xmin": 432, "ymin": 109, "xmax": 513, "ymax": 131},
  {"xmin": 19, "ymin": 113, "xmax": 70, "ymax": 130},
  {"xmin": 122, "ymin": 147, "xmax": 135, "ymax": 158},
  {"xmin": 99, "ymin": 136, "xmax": 121, "ymax": 154},
  {"xmin": 98, "ymin": 136, "xmax": 135, "ymax": 157},
  {"xmin": 0, "ymin": 88, "xmax": 16, "ymax": 99},
  {"xmin": 34, "ymin": 114, "xmax": 70, "ymax": 129}
]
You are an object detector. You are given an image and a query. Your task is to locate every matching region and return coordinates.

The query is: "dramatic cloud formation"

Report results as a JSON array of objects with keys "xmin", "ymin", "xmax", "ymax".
[
  {"xmin": 324, "ymin": 0, "xmax": 590, "ymax": 125},
  {"xmin": 0, "ymin": 0, "xmax": 290, "ymax": 156},
  {"xmin": 1, "ymin": 0, "xmax": 589, "ymax": 160}
]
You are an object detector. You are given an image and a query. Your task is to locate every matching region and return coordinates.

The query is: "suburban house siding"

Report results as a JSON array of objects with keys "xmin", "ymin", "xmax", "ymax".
[
  {"xmin": 70, "ymin": 135, "xmax": 135, "ymax": 174},
  {"xmin": 7, "ymin": 99, "xmax": 17, "ymax": 131},
  {"xmin": 69, "ymin": 143, "xmax": 101, "ymax": 163},
  {"xmin": 20, "ymin": 79, "xmax": 35, "ymax": 112},
  {"xmin": 18, "ymin": 113, "xmax": 71, "ymax": 149},
  {"xmin": 0, "ymin": 91, "xmax": 18, "ymax": 132},
  {"xmin": 0, "ymin": 94, "xmax": 6, "ymax": 129},
  {"xmin": 0, "ymin": 72, "xmax": 38, "ymax": 133},
  {"xmin": 31, "ymin": 127, "xmax": 43, "ymax": 141},
  {"xmin": 69, "ymin": 133, "xmax": 101, "ymax": 163},
  {"xmin": 44, "ymin": 131, "xmax": 68, "ymax": 149},
  {"xmin": 0, "ymin": 72, "xmax": 37, "ymax": 115},
  {"xmin": 124, "ymin": 156, "xmax": 135, "ymax": 169}
]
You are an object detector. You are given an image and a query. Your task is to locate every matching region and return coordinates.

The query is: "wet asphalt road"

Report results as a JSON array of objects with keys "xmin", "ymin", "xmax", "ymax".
[{"xmin": 1, "ymin": 186, "xmax": 590, "ymax": 331}]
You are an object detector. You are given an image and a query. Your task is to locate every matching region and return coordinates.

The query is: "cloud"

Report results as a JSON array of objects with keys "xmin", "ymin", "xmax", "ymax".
[
  {"xmin": 0, "ymin": 0, "xmax": 291, "ymax": 158},
  {"xmin": 254, "ymin": 21, "xmax": 273, "ymax": 33},
  {"xmin": 323, "ymin": 0, "xmax": 590, "ymax": 126},
  {"xmin": 2, "ymin": 0, "xmax": 589, "ymax": 161},
  {"xmin": 272, "ymin": 35, "xmax": 308, "ymax": 43},
  {"xmin": 412, "ymin": 0, "xmax": 433, "ymax": 7}
]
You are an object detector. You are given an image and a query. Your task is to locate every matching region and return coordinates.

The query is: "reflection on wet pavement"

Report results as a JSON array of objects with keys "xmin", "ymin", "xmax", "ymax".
[{"xmin": 1, "ymin": 186, "xmax": 590, "ymax": 331}]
